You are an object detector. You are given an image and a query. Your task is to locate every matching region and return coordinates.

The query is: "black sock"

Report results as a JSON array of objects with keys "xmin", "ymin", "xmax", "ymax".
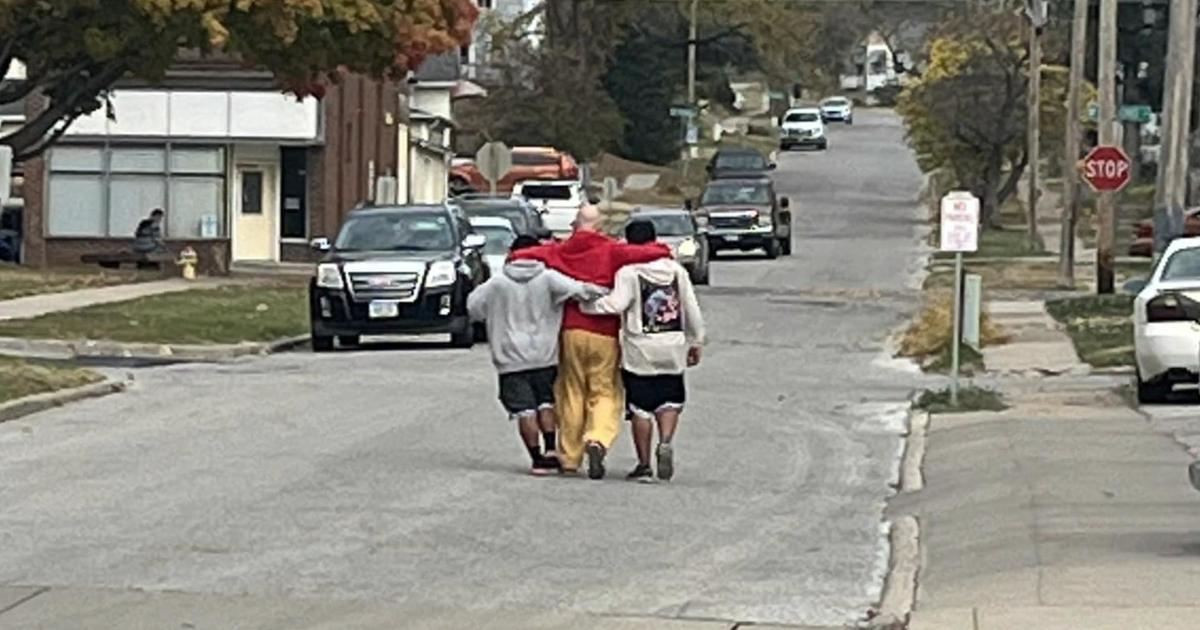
[
  {"xmin": 543, "ymin": 431, "xmax": 557, "ymax": 453},
  {"xmin": 527, "ymin": 445, "xmax": 542, "ymax": 464}
]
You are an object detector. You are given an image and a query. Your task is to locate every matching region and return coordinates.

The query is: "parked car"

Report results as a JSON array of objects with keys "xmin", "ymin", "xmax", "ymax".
[
  {"xmin": 512, "ymin": 180, "xmax": 584, "ymax": 237},
  {"xmin": 693, "ymin": 177, "xmax": 792, "ymax": 259},
  {"xmin": 468, "ymin": 215, "xmax": 517, "ymax": 277},
  {"xmin": 452, "ymin": 197, "xmax": 552, "ymax": 240},
  {"xmin": 308, "ymin": 204, "xmax": 489, "ymax": 351},
  {"xmin": 779, "ymin": 107, "xmax": 827, "ymax": 151},
  {"xmin": 620, "ymin": 207, "xmax": 710, "ymax": 285},
  {"xmin": 450, "ymin": 147, "xmax": 580, "ymax": 195},
  {"xmin": 706, "ymin": 148, "xmax": 775, "ymax": 181},
  {"xmin": 820, "ymin": 96, "xmax": 854, "ymax": 124},
  {"xmin": 1128, "ymin": 208, "xmax": 1200, "ymax": 257},
  {"xmin": 1132, "ymin": 236, "xmax": 1200, "ymax": 402}
]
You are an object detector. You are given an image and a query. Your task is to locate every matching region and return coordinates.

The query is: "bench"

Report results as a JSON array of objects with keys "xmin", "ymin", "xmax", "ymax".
[{"xmin": 80, "ymin": 251, "xmax": 173, "ymax": 270}]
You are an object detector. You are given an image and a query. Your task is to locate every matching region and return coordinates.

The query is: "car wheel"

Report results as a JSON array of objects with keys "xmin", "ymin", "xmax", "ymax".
[
  {"xmin": 312, "ymin": 333, "xmax": 334, "ymax": 352},
  {"xmin": 337, "ymin": 335, "xmax": 360, "ymax": 348},
  {"xmin": 450, "ymin": 324, "xmax": 474, "ymax": 349},
  {"xmin": 765, "ymin": 238, "xmax": 781, "ymax": 259},
  {"xmin": 1136, "ymin": 371, "xmax": 1171, "ymax": 404}
]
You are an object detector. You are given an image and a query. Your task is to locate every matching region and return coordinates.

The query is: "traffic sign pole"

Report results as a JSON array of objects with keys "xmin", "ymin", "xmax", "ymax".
[
  {"xmin": 939, "ymin": 191, "xmax": 981, "ymax": 407},
  {"xmin": 951, "ymin": 251, "xmax": 963, "ymax": 407}
]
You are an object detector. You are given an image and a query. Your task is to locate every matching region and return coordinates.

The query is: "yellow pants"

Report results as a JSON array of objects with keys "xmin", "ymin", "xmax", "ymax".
[{"xmin": 555, "ymin": 329, "xmax": 624, "ymax": 470}]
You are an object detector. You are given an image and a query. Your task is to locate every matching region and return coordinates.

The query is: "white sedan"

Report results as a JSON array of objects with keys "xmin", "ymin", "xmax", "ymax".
[
  {"xmin": 1133, "ymin": 236, "xmax": 1200, "ymax": 403},
  {"xmin": 467, "ymin": 216, "xmax": 517, "ymax": 278}
]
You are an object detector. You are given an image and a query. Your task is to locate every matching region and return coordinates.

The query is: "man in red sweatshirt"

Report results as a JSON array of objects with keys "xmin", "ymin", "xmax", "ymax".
[{"xmin": 511, "ymin": 203, "xmax": 671, "ymax": 478}]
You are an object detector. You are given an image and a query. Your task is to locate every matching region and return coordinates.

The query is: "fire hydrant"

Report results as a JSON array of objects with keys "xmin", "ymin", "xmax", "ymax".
[{"xmin": 177, "ymin": 247, "xmax": 198, "ymax": 281}]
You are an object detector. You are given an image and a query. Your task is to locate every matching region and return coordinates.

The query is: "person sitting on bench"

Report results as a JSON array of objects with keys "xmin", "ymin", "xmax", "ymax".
[{"xmin": 133, "ymin": 208, "xmax": 166, "ymax": 255}]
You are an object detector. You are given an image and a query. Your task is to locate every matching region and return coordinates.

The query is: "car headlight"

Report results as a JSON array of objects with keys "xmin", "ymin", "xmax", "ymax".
[
  {"xmin": 757, "ymin": 212, "xmax": 773, "ymax": 227},
  {"xmin": 813, "ymin": 127, "xmax": 824, "ymax": 137},
  {"xmin": 694, "ymin": 215, "xmax": 709, "ymax": 228},
  {"xmin": 678, "ymin": 238, "xmax": 698, "ymax": 257},
  {"xmin": 316, "ymin": 263, "xmax": 344, "ymax": 289},
  {"xmin": 426, "ymin": 260, "xmax": 457, "ymax": 288}
]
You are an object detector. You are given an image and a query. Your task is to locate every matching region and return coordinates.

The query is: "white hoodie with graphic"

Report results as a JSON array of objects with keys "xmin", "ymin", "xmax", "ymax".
[{"xmin": 581, "ymin": 258, "xmax": 706, "ymax": 376}]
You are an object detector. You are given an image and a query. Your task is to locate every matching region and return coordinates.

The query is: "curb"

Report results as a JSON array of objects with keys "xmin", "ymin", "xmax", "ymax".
[
  {"xmin": 0, "ymin": 377, "xmax": 130, "ymax": 423},
  {"xmin": 900, "ymin": 410, "xmax": 929, "ymax": 493},
  {"xmin": 0, "ymin": 334, "xmax": 310, "ymax": 363},
  {"xmin": 874, "ymin": 516, "xmax": 921, "ymax": 628}
]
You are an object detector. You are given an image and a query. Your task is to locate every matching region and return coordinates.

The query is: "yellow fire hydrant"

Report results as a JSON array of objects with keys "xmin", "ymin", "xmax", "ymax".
[{"xmin": 177, "ymin": 247, "xmax": 198, "ymax": 281}]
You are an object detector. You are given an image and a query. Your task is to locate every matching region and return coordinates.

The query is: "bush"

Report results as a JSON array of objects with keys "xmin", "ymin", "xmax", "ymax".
[{"xmin": 899, "ymin": 293, "xmax": 1008, "ymax": 360}]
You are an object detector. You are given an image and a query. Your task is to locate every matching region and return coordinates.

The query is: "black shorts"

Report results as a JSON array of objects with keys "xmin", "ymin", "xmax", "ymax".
[
  {"xmin": 622, "ymin": 370, "xmax": 686, "ymax": 419},
  {"xmin": 498, "ymin": 366, "xmax": 557, "ymax": 419}
]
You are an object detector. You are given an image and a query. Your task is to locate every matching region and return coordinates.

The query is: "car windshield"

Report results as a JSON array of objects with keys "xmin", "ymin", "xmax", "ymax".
[
  {"xmin": 786, "ymin": 112, "xmax": 820, "ymax": 123},
  {"xmin": 475, "ymin": 225, "xmax": 516, "ymax": 256},
  {"xmin": 628, "ymin": 215, "xmax": 694, "ymax": 237},
  {"xmin": 334, "ymin": 212, "xmax": 454, "ymax": 251},
  {"xmin": 520, "ymin": 185, "xmax": 574, "ymax": 201},
  {"xmin": 461, "ymin": 204, "xmax": 531, "ymax": 234},
  {"xmin": 715, "ymin": 153, "xmax": 766, "ymax": 171},
  {"xmin": 512, "ymin": 153, "xmax": 559, "ymax": 166},
  {"xmin": 701, "ymin": 184, "xmax": 770, "ymax": 206},
  {"xmin": 1161, "ymin": 248, "xmax": 1200, "ymax": 281}
]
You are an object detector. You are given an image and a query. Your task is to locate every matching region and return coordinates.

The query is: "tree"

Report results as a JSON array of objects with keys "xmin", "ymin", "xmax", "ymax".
[
  {"xmin": 0, "ymin": 0, "xmax": 478, "ymax": 160},
  {"xmin": 897, "ymin": 10, "xmax": 1090, "ymax": 226}
]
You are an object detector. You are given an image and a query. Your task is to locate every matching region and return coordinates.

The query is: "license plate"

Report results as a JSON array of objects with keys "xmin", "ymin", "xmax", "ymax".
[
  {"xmin": 369, "ymin": 300, "xmax": 399, "ymax": 319},
  {"xmin": 724, "ymin": 234, "xmax": 740, "ymax": 242}
]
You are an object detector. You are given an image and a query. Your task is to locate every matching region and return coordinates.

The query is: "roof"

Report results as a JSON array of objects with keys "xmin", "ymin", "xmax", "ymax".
[
  {"xmin": 350, "ymin": 204, "xmax": 449, "ymax": 216},
  {"xmin": 713, "ymin": 147, "xmax": 764, "ymax": 156},
  {"xmin": 413, "ymin": 53, "xmax": 460, "ymax": 83},
  {"xmin": 469, "ymin": 216, "xmax": 516, "ymax": 230},
  {"xmin": 704, "ymin": 177, "xmax": 772, "ymax": 186}
]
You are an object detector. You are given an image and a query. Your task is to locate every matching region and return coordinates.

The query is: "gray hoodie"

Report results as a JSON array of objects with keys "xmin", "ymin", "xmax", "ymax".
[
  {"xmin": 467, "ymin": 259, "xmax": 595, "ymax": 374},
  {"xmin": 581, "ymin": 258, "xmax": 705, "ymax": 375}
]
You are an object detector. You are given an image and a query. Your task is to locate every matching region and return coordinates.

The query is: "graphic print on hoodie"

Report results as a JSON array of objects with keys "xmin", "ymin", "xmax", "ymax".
[{"xmin": 640, "ymin": 277, "xmax": 683, "ymax": 334}]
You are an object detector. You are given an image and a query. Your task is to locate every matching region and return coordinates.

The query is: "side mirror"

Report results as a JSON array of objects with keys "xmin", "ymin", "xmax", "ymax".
[
  {"xmin": 463, "ymin": 233, "xmax": 487, "ymax": 250},
  {"xmin": 310, "ymin": 237, "xmax": 331, "ymax": 251},
  {"xmin": 1123, "ymin": 279, "xmax": 1149, "ymax": 295},
  {"xmin": 780, "ymin": 197, "xmax": 790, "ymax": 209}
]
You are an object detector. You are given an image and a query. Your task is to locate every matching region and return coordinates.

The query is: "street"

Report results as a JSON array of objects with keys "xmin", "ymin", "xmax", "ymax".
[{"xmin": 0, "ymin": 111, "xmax": 929, "ymax": 628}]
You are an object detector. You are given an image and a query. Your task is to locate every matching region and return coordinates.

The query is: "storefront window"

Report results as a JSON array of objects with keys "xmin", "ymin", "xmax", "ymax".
[{"xmin": 47, "ymin": 145, "xmax": 227, "ymax": 239}]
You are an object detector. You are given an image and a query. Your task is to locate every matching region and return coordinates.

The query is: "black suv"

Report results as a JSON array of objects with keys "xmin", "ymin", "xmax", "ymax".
[
  {"xmin": 451, "ymin": 197, "xmax": 552, "ymax": 240},
  {"xmin": 693, "ymin": 178, "xmax": 792, "ymax": 259},
  {"xmin": 705, "ymin": 148, "xmax": 775, "ymax": 181},
  {"xmin": 308, "ymin": 205, "xmax": 489, "ymax": 351}
]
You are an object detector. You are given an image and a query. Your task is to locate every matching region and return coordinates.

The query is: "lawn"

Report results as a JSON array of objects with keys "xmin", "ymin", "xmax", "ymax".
[
  {"xmin": 0, "ymin": 284, "xmax": 308, "ymax": 345},
  {"xmin": 1045, "ymin": 294, "xmax": 1135, "ymax": 368},
  {"xmin": 0, "ymin": 357, "xmax": 102, "ymax": 404},
  {"xmin": 917, "ymin": 385, "xmax": 1008, "ymax": 414},
  {"xmin": 0, "ymin": 263, "xmax": 154, "ymax": 301},
  {"xmin": 898, "ymin": 292, "xmax": 1008, "ymax": 374},
  {"xmin": 924, "ymin": 260, "xmax": 1065, "ymax": 292}
]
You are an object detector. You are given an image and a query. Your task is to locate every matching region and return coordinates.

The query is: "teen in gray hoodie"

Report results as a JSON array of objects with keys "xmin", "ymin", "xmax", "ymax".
[{"xmin": 467, "ymin": 235, "xmax": 603, "ymax": 475}]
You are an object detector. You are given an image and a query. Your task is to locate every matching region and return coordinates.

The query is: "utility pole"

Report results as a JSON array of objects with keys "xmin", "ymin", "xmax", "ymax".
[
  {"xmin": 1152, "ymin": 0, "xmax": 1198, "ymax": 255},
  {"xmin": 687, "ymin": 0, "xmax": 698, "ymax": 106},
  {"xmin": 1024, "ymin": 0, "xmax": 1047, "ymax": 247},
  {"xmin": 1059, "ymin": 0, "xmax": 1088, "ymax": 288},
  {"xmin": 1096, "ymin": 0, "xmax": 1118, "ymax": 294}
]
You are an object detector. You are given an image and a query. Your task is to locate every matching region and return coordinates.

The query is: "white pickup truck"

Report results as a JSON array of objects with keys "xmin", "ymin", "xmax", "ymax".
[{"xmin": 512, "ymin": 180, "xmax": 584, "ymax": 237}]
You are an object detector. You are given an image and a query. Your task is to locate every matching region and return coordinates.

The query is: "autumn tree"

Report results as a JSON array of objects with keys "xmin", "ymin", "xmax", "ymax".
[
  {"xmin": 0, "ymin": 0, "xmax": 478, "ymax": 160},
  {"xmin": 897, "ymin": 10, "xmax": 1089, "ymax": 226}
]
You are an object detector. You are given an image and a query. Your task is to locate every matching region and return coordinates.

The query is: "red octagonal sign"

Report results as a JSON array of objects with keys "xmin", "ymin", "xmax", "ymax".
[{"xmin": 1080, "ymin": 145, "xmax": 1132, "ymax": 193}]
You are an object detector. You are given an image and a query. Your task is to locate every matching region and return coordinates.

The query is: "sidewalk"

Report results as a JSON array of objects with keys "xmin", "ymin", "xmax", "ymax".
[
  {"xmin": 0, "ymin": 278, "xmax": 227, "ymax": 321},
  {"xmin": 893, "ymin": 389, "xmax": 1200, "ymax": 630},
  {"xmin": 982, "ymin": 300, "xmax": 1087, "ymax": 376}
]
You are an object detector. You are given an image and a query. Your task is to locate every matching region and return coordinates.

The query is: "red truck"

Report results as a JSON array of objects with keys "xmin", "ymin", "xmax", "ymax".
[{"xmin": 450, "ymin": 146, "xmax": 580, "ymax": 195}]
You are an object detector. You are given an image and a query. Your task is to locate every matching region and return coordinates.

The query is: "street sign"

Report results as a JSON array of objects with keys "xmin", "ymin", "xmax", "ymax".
[
  {"xmin": 1080, "ymin": 145, "xmax": 1132, "ymax": 193},
  {"xmin": 1087, "ymin": 103, "xmax": 1154, "ymax": 123},
  {"xmin": 475, "ymin": 141, "xmax": 512, "ymax": 193},
  {"xmin": 0, "ymin": 146, "xmax": 11, "ymax": 206},
  {"xmin": 685, "ymin": 124, "xmax": 699, "ymax": 145},
  {"xmin": 939, "ymin": 191, "xmax": 980, "ymax": 253},
  {"xmin": 669, "ymin": 106, "xmax": 696, "ymax": 118}
]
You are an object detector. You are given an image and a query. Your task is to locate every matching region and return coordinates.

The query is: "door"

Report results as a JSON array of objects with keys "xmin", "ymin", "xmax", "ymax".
[{"xmin": 233, "ymin": 165, "xmax": 276, "ymax": 261}]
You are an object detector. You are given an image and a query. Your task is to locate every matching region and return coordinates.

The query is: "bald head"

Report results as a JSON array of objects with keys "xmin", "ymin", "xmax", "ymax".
[{"xmin": 572, "ymin": 203, "xmax": 603, "ymax": 232}]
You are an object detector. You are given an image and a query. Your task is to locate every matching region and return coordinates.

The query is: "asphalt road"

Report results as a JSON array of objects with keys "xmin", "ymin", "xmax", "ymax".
[{"xmin": 0, "ymin": 110, "xmax": 929, "ymax": 628}]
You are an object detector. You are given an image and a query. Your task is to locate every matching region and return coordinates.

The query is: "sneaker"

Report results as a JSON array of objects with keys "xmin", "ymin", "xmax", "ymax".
[
  {"xmin": 586, "ymin": 442, "xmax": 606, "ymax": 480},
  {"xmin": 656, "ymin": 444, "xmax": 675, "ymax": 481},
  {"xmin": 530, "ymin": 457, "xmax": 557, "ymax": 477},
  {"xmin": 625, "ymin": 464, "xmax": 654, "ymax": 483},
  {"xmin": 542, "ymin": 452, "xmax": 562, "ymax": 471}
]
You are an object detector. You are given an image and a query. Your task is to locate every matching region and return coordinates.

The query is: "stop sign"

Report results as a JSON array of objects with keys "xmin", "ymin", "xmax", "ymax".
[{"xmin": 1080, "ymin": 145, "xmax": 1132, "ymax": 193}]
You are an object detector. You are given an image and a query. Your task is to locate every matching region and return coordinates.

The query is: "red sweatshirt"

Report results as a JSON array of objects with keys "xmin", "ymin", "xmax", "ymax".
[{"xmin": 511, "ymin": 230, "xmax": 671, "ymax": 337}]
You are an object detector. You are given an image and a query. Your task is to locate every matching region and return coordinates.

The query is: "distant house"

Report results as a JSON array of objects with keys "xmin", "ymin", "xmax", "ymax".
[
  {"xmin": 17, "ymin": 56, "xmax": 402, "ymax": 271},
  {"xmin": 401, "ymin": 53, "xmax": 485, "ymax": 204}
]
